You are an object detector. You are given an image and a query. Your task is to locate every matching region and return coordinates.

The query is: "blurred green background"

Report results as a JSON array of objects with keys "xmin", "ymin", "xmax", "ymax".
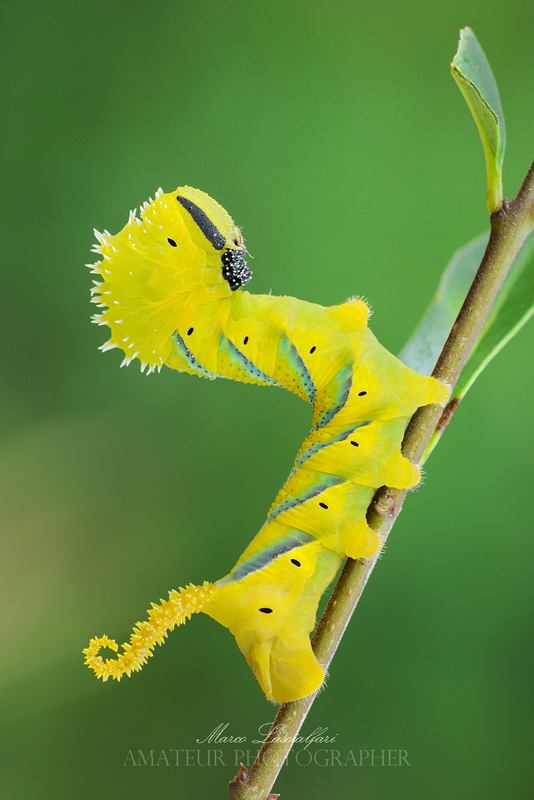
[{"xmin": 1, "ymin": 1, "xmax": 533, "ymax": 798}]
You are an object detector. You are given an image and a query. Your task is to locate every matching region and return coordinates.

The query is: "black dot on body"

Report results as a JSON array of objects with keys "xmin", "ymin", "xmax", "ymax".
[
  {"xmin": 243, "ymin": 336, "xmax": 249, "ymax": 345},
  {"xmin": 309, "ymin": 346, "xmax": 316, "ymax": 354},
  {"xmin": 350, "ymin": 441, "xmax": 359, "ymax": 447},
  {"xmin": 258, "ymin": 607, "xmax": 273, "ymax": 614},
  {"xmin": 290, "ymin": 558, "xmax": 302, "ymax": 567},
  {"xmin": 187, "ymin": 327, "xmax": 194, "ymax": 336},
  {"xmin": 167, "ymin": 237, "xmax": 177, "ymax": 247},
  {"xmin": 358, "ymin": 391, "xmax": 367, "ymax": 396},
  {"xmin": 319, "ymin": 502, "xmax": 329, "ymax": 509}
]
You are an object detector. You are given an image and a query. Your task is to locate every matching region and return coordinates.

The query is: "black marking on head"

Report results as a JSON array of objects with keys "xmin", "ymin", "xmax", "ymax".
[
  {"xmin": 177, "ymin": 195, "xmax": 225, "ymax": 250},
  {"xmin": 167, "ymin": 237, "xmax": 177, "ymax": 247},
  {"xmin": 258, "ymin": 607, "xmax": 274, "ymax": 614},
  {"xmin": 243, "ymin": 336, "xmax": 249, "ymax": 345},
  {"xmin": 319, "ymin": 502, "xmax": 329, "ymax": 509},
  {"xmin": 290, "ymin": 558, "xmax": 302, "ymax": 567},
  {"xmin": 350, "ymin": 440, "xmax": 359, "ymax": 447},
  {"xmin": 358, "ymin": 391, "xmax": 367, "ymax": 396},
  {"xmin": 221, "ymin": 249, "xmax": 252, "ymax": 291},
  {"xmin": 309, "ymin": 346, "xmax": 316, "ymax": 354},
  {"xmin": 187, "ymin": 327, "xmax": 194, "ymax": 336}
]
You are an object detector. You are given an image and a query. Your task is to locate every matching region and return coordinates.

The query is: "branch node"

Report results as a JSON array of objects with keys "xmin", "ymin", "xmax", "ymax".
[
  {"xmin": 437, "ymin": 397, "xmax": 461, "ymax": 433},
  {"xmin": 374, "ymin": 490, "xmax": 396, "ymax": 517},
  {"xmin": 228, "ymin": 763, "xmax": 249, "ymax": 799}
]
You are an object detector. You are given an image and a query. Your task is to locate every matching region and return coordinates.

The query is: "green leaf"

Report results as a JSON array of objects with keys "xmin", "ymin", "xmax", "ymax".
[
  {"xmin": 400, "ymin": 231, "xmax": 534, "ymax": 400},
  {"xmin": 400, "ymin": 232, "xmax": 534, "ymax": 464},
  {"xmin": 451, "ymin": 27, "xmax": 506, "ymax": 213},
  {"xmin": 399, "ymin": 232, "xmax": 488, "ymax": 375},
  {"xmin": 454, "ymin": 234, "xmax": 534, "ymax": 399}
]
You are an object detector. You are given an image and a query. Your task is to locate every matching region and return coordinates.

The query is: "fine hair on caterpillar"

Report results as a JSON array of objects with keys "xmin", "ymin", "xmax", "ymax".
[{"xmin": 83, "ymin": 185, "xmax": 448, "ymax": 703}]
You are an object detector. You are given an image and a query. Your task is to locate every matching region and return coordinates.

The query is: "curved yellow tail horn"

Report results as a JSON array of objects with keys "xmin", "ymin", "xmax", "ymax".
[{"xmin": 83, "ymin": 582, "xmax": 215, "ymax": 681}]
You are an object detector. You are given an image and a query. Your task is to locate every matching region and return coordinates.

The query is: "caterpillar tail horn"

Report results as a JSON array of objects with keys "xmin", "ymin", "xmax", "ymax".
[{"xmin": 83, "ymin": 581, "xmax": 215, "ymax": 681}]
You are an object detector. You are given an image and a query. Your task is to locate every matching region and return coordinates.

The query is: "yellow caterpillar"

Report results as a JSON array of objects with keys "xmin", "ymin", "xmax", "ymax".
[{"xmin": 83, "ymin": 187, "xmax": 447, "ymax": 703}]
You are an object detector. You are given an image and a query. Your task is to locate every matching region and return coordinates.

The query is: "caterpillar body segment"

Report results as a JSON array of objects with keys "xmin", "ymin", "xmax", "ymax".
[
  {"xmin": 205, "ymin": 541, "xmax": 342, "ymax": 703},
  {"xmin": 86, "ymin": 187, "xmax": 448, "ymax": 702}
]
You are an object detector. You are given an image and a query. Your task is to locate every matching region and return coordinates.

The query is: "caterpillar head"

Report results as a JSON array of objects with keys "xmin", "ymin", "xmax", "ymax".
[
  {"xmin": 89, "ymin": 186, "xmax": 251, "ymax": 372},
  {"xmin": 175, "ymin": 188, "xmax": 251, "ymax": 292}
]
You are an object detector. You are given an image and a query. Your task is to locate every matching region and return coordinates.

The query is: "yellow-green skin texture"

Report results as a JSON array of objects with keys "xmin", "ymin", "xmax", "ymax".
[{"xmin": 90, "ymin": 186, "xmax": 447, "ymax": 703}]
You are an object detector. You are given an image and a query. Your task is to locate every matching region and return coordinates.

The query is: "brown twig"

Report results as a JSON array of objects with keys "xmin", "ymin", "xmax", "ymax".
[{"xmin": 228, "ymin": 158, "xmax": 534, "ymax": 800}]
